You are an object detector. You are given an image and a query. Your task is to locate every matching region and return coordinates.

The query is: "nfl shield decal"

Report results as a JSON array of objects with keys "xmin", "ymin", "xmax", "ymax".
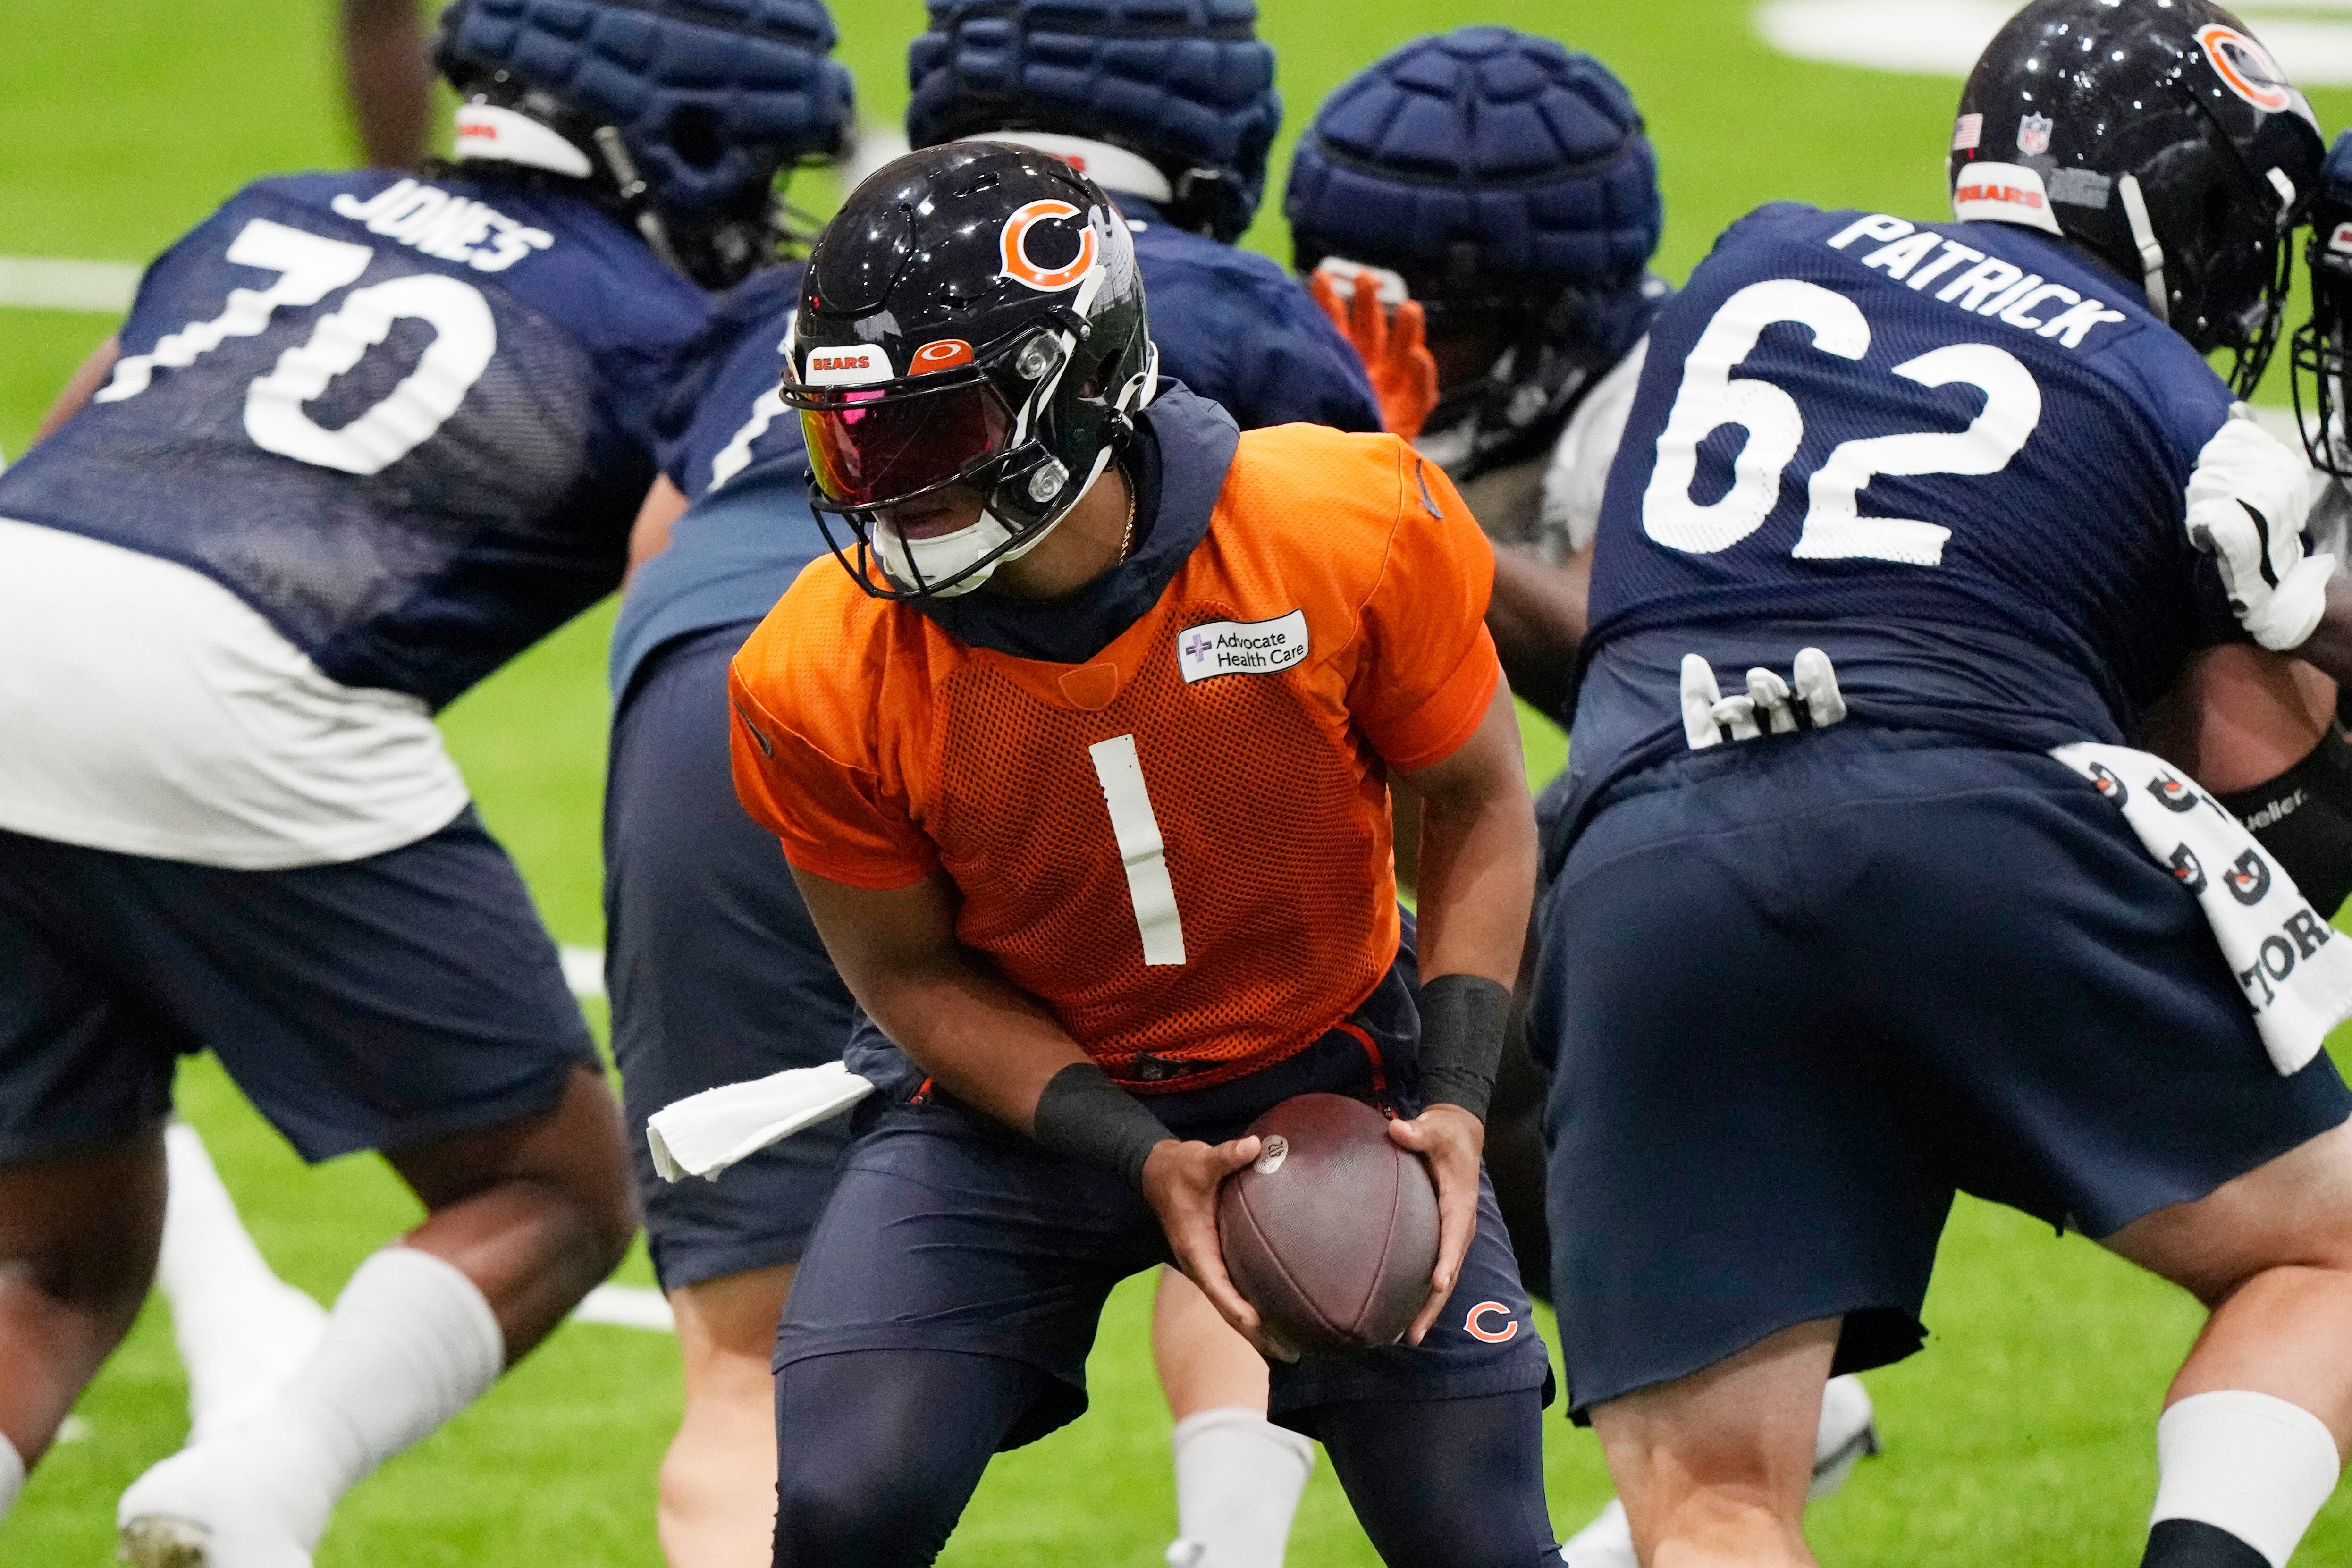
[{"xmin": 2018, "ymin": 113, "xmax": 2054, "ymax": 157}]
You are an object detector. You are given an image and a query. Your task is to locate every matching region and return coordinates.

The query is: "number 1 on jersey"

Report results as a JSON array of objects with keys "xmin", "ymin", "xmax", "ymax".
[{"xmin": 1089, "ymin": 734, "xmax": 1188, "ymax": 966}]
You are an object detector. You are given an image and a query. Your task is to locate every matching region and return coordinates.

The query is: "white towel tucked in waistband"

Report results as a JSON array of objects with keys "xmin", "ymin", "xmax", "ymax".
[
  {"xmin": 647, "ymin": 1060, "xmax": 877, "ymax": 1183},
  {"xmin": 2052, "ymin": 743, "xmax": 2352, "ymax": 1075}
]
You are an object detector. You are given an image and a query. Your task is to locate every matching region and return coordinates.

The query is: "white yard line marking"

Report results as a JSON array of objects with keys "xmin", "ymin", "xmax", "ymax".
[
  {"xmin": 560, "ymin": 944, "xmax": 606, "ymax": 1001},
  {"xmin": 0, "ymin": 255, "xmax": 140, "ymax": 312},
  {"xmin": 573, "ymin": 1283, "xmax": 674, "ymax": 1332}
]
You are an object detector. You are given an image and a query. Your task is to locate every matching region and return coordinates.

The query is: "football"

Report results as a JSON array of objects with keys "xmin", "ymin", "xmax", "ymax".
[{"xmin": 1215, "ymin": 1093, "xmax": 1441, "ymax": 1352}]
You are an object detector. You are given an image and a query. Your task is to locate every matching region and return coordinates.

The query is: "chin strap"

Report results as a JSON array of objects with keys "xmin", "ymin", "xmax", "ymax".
[
  {"xmin": 2117, "ymin": 174, "xmax": 2170, "ymax": 323},
  {"xmin": 591, "ymin": 126, "xmax": 684, "ymax": 278}
]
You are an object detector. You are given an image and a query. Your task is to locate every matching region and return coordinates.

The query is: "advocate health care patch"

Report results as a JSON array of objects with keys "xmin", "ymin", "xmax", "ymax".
[{"xmin": 1178, "ymin": 609, "xmax": 1308, "ymax": 683}]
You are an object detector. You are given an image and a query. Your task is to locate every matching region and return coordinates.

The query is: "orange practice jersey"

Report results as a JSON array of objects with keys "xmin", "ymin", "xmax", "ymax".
[{"xmin": 729, "ymin": 422, "xmax": 1500, "ymax": 1091}]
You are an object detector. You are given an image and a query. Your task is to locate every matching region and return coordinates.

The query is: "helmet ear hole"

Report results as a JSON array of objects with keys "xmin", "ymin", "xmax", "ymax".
[{"xmin": 668, "ymin": 105, "xmax": 726, "ymax": 170}]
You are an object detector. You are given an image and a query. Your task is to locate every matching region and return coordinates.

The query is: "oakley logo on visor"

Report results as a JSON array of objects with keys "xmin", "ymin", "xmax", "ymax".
[
  {"xmin": 912, "ymin": 339, "xmax": 975, "ymax": 373},
  {"xmin": 2199, "ymin": 24, "xmax": 2295, "ymax": 114},
  {"xmin": 804, "ymin": 347, "xmax": 895, "ymax": 387},
  {"xmin": 1001, "ymin": 200, "xmax": 1098, "ymax": 293}
]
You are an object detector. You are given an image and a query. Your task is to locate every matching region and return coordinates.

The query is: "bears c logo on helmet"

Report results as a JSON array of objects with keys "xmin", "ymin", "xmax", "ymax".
[
  {"xmin": 2198, "ymin": 24, "xmax": 2295, "ymax": 115},
  {"xmin": 1000, "ymin": 200, "xmax": 1098, "ymax": 292}
]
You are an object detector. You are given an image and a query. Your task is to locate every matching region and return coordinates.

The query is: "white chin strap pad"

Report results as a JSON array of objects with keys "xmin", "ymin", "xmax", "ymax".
[
  {"xmin": 877, "ymin": 510, "xmax": 1019, "ymax": 598},
  {"xmin": 876, "ymin": 458, "xmax": 1116, "ymax": 596}
]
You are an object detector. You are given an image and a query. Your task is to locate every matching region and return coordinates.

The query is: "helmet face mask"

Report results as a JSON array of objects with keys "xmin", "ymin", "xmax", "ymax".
[
  {"xmin": 785, "ymin": 144, "xmax": 1159, "ymax": 600},
  {"xmin": 1948, "ymin": 0, "xmax": 2321, "ymax": 398},
  {"xmin": 2293, "ymin": 145, "xmax": 2352, "ymax": 476}
]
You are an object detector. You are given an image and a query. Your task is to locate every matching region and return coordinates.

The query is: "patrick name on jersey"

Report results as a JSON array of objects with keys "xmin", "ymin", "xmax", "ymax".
[{"xmin": 1828, "ymin": 212, "xmax": 2129, "ymax": 349}]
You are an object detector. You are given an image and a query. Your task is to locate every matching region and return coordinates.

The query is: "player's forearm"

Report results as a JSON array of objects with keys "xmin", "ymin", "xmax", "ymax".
[
  {"xmin": 32, "ymin": 335, "xmax": 120, "ymax": 447},
  {"xmin": 341, "ymin": 0, "xmax": 434, "ymax": 170},
  {"xmin": 1484, "ymin": 548, "xmax": 1589, "ymax": 718},
  {"xmin": 2294, "ymin": 578, "xmax": 2352, "ymax": 693},
  {"xmin": 1404, "ymin": 690, "xmax": 1537, "ymax": 990},
  {"xmin": 625, "ymin": 475, "xmax": 691, "ymax": 584},
  {"xmin": 853, "ymin": 952, "xmax": 1088, "ymax": 1134}
]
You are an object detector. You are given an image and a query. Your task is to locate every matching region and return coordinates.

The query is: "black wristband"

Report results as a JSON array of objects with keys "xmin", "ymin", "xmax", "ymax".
[
  {"xmin": 1419, "ymin": 973, "xmax": 1511, "ymax": 1123},
  {"xmin": 2221, "ymin": 727, "xmax": 2352, "ymax": 917},
  {"xmin": 1032, "ymin": 1062, "xmax": 1174, "ymax": 1189}
]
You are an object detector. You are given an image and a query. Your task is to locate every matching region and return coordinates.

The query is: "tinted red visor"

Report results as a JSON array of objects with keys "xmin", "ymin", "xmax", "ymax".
[{"xmin": 798, "ymin": 380, "xmax": 1016, "ymax": 508}]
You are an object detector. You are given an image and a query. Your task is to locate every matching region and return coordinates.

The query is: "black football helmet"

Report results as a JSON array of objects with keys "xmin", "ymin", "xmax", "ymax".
[
  {"xmin": 782, "ymin": 143, "xmax": 1158, "ymax": 599},
  {"xmin": 1949, "ymin": 0, "xmax": 2322, "ymax": 397}
]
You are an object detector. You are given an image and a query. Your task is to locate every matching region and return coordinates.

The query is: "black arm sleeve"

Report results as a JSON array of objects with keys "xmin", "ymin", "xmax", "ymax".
[
  {"xmin": 1031, "ymin": 1062, "xmax": 1174, "ymax": 1189},
  {"xmin": 2220, "ymin": 727, "xmax": 2352, "ymax": 918},
  {"xmin": 1418, "ymin": 973, "xmax": 1512, "ymax": 1123}
]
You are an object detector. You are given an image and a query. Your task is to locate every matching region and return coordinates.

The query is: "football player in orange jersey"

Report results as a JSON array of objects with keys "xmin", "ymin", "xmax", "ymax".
[{"xmin": 729, "ymin": 142, "xmax": 1559, "ymax": 1567}]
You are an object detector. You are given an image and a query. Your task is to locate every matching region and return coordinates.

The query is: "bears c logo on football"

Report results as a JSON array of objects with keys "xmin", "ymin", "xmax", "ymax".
[
  {"xmin": 1001, "ymin": 200, "xmax": 1098, "ymax": 292},
  {"xmin": 1464, "ymin": 1301, "xmax": 1518, "ymax": 1343}
]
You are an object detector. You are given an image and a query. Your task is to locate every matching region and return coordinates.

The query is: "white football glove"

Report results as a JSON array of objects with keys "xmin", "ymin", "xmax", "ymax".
[{"xmin": 2185, "ymin": 412, "xmax": 2333, "ymax": 651}]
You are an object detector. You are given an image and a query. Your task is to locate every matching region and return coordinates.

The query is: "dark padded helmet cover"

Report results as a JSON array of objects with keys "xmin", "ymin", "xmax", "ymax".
[
  {"xmin": 1283, "ymin": 25, "xmax": 1662, "ymax": 299},
  {"xmin": 905, "ymin": 0, "xmax": 1279, "ymax": 243},
  {"xmin": 437, "ymin": 0, "xmax": 856, "ymax": 221}
]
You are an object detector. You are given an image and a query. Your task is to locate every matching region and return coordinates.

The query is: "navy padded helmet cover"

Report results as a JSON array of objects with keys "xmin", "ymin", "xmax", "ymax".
[
  {"xmin": 442, "ymin": 0, "xmax": 856, "ymax": 219},
  {"xmin": 1286, "ymin": 26, "xmax": 1661, "ymax": 294},
  {"xmin": 905, "ymin": 0, "xmax": 1279, "ymax": 226}
]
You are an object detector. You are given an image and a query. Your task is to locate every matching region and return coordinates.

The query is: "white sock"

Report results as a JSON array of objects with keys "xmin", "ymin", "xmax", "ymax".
[
  {"xmin": 0, "ymin": 1431, "xmax": 23, "ymax": 1520},
  {"xmin": 2151, "ymin": 1391, "xmax": 2342, "ymax": 1568},
  {"xmin": 158, "ymin": 1123, "xmax": 329, "ymax": 1440},
  {"xmin": 1170, "ymin": 1407, "xmax": 1314, "ymax": 1568},
  {"xmin": 122, "ymin": 1246, "xmax": 505, "ymax": 1552}
]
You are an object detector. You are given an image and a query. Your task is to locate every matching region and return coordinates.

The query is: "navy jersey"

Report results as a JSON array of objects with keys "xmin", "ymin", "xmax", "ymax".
[
  {"xmin": 608, "ymin": 196, "xmax": 1383, "ymax": 697},
  {"xmin": 1569, "ymin": 202, "xmax": 2246, "ymax": 812},
  {"xmin": 0, "ymin": 171, "xmax": 708, "ymax": 709}
]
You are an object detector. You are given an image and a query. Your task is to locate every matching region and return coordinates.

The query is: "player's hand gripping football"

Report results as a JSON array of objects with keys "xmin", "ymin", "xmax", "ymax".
[
  {"xmin": 1141, "ymin": 1136, "xmax": 1300, "ymax": 1363},
  {"xmin": 2187, "ymin": 413, "xmax": 2335, "ymax": 652},
  {"xmin": 1385, "ymin": 1103, "xmax": 1484, "ymax": 1345},
  {"xmin": 1310, "ymin": 269, "xmax": 1439, "ymax": 442}
]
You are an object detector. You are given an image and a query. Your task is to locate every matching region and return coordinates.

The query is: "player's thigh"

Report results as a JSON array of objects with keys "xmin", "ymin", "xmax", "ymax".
[
  {"xmin": 1837, "ymin": 759, "xmax": 2352, "ymax": 1242},
  {"xmin": 2104, "ymin": 1117, "xmax": 2352, "ymax": 1305},
  {"xmin": 1531, "ymin": 785, "xmax": 1947, "ymax": 1416},
  {"xmin": 0, "ymin": 828, "xmax": 186, "ymax": 1168},
  {"xmin": 779, "ymin": 1101, "xmax": 1162, "ymax": 1448},
  {"xmin": 773, "ymin": 1348, "xmax": 1049, "ymax": 1566},
  {"xmin": 85, "ymin": 809, "xmax": 602, "ymax": 1166},
  {"xmin": 607, "ymin": 626, "xmax": 854, "ymax": 1290},
  {"xmin": 0, "ymin": 1125, "xmax": 169, "ymax": 1306},
  {"xmin": 675, "ymin": 1262, "xmax": 796, "ymax": 1394}
]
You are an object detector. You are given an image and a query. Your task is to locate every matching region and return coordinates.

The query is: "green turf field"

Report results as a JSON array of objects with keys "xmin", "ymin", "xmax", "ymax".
[{"xmin": 7, "ymin": 1, "xmax": 2352, "ymax": 1562}]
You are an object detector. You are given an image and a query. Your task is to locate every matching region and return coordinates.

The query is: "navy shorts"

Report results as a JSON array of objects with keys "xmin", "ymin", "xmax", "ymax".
[
  {"xmin": 1531, "ymin": 727, "xmax": 2352, "ymax": 1416},
  {"xmin": 607, "ymin": 624, "xmax": 855, "ymax": 1291},
  {"xmin": 780, "ymin": 994, "xmax": 1555, "ymax": 1452},
  {"xmin": 0, "ymin": 809, "xmax": 597, "ymax": 1164}
]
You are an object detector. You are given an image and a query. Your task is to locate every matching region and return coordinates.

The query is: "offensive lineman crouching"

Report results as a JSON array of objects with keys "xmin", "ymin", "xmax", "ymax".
[
  {"xmin": 730, "ymin": 143, "xmax": 1559, "ymax": 1567},
  {"xmin": 1533, "ymin": 5, "xmax": 2352, "ymax": 1566}
]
